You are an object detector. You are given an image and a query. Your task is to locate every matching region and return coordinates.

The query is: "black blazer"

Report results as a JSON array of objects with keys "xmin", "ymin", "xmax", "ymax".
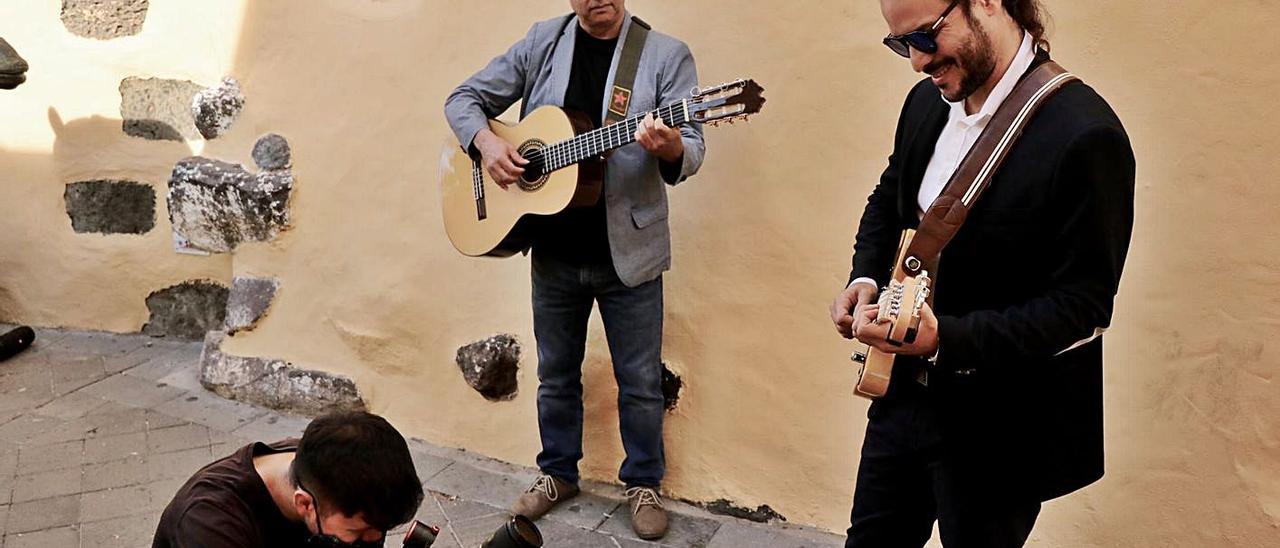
[{"xmin": 848, "ymin": 52, "xmax": 1136, "ymax": 502}]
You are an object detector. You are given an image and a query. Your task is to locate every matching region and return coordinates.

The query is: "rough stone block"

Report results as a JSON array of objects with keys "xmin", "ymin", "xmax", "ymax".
[
  {"xmin": 200, "ymin": 331, "xmax": 365, "ymax": 416},
  {"xmin": 142, "ymin": 280, "xmax": 229, "ymax": 340},
  {"xmin": 252, "ymin": 133, "xmax": 292, "ymax": 171},
  {"xmin": 661, "ymin": 362, "xmax": 682, "ymax": 411},
  {"xmin": 61, "ymin": 0, "xmax": 149, "ymax": 40},
  {"xmin": 0, "ymin": 37, "xmax": 28, "ymax": 90},
  {"xmin": 192, "ymin": 77, "xmax": 245, "ymax": 139},
  {"xmin": 700, "ymin": 499, "xmax": 787, "ymax": 524},
  {"xmin": 456, "ymin": 335, "xmax": 522, "ymax": 402},
  {"xmin": 63, "ymin": 180, "xmax": 155, "ymax": 235},
  {"xmin": 167, "ymin": 156, "xmax": 293, "ymax": 253},
  {"xmin": 120, "ymin": 76, "xmax": 203, "ymax": 141},
  {"xmin": 224, "ymin": 276, "xmax": 279, "ymax": 333}
]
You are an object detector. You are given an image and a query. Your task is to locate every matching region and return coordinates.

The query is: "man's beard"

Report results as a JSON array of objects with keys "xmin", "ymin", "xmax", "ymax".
[{"xmin": 930, "ymin": 22, "xmax": 998, "ymax": 103}]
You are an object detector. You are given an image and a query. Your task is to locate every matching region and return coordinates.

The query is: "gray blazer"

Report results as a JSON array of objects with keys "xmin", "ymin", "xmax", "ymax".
[{"xmin": 444, "ymin": 13, "xmax": 706, "ymax": 287}]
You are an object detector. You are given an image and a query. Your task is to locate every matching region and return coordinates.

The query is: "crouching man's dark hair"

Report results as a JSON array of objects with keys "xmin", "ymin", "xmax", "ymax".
[{"xmin": 291, "ymin": 411, "xmax": 424, "ymax": 531}]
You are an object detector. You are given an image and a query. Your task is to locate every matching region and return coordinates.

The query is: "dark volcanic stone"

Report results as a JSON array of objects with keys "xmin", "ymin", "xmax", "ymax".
[
  {"xmin": 167, "ymin": 156, "xmax": 293, "ymax": 253},
  {"xmin": 64, "ymin": 180, "xmax": 155, "ymax": 235},
  {"xmin": 143, "ymin": 280, "xmax": 229, "ymax": 340},
  {"xmin": 456, "ymin": 335, "xmax": 522, "ymax": 402},
  {"xmin": 0, "ymin": 38, "xmax": 28, "ymax": 90},
  {"xmin": 661, "ymin": 363, "xmax": 682, "ymax": 411},
  {"xmin": 701, "ymin": 499, "xmax": 788, "ymax": 524},
  {"xmin": 192, "ymin": 78, "xmax": 245, "ymax": 139},
  {"xmin": 224, "ymin": 276, "xmax": 279, "ymax": 333},
  {"xmin": 252, "ymin": 134, "xmax": 291, "ymax": 171}
]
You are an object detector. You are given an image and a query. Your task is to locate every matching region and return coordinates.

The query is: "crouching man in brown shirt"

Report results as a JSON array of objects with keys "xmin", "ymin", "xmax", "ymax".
[{"xmin": 153, "ymin": 411, "xmax": 424, "ymax": 547}]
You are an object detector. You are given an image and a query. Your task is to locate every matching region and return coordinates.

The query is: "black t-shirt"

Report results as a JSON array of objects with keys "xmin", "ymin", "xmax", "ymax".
[
  {"xmin": 530, "ymin": 24, "xmax": 617, "ymax": 264},
  {"xmin": 153, "ymin": 440, "xmax": 311, "ymax": 548}
]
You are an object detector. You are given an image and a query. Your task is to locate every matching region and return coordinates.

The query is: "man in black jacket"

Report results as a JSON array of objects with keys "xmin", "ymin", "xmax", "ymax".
[{"xmin": 829, "ymin": 1, "xmax": 1134, "ymax": 546}]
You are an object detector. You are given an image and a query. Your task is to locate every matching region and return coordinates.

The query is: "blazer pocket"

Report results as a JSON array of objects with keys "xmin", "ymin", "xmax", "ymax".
[{"xmin": 631, "ymin": 200, "xmax": 668, "ymax": 229}]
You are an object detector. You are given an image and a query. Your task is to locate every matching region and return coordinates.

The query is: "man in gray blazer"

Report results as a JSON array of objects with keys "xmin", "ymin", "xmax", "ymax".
[{"xmin": 444, "ymin": 0, "xmax": 704, "ymax": 540}]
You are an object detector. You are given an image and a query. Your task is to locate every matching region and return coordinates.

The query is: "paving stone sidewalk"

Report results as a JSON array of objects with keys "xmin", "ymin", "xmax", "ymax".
[{"xmin": 0, "ymin": 326, "xmax": 842, "ymax": 547}]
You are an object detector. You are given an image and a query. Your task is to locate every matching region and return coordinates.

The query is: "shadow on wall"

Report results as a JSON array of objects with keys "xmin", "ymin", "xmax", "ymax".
[{"xmin": 0, "ymin": 94, "xmax": 232, "ymax": 337}]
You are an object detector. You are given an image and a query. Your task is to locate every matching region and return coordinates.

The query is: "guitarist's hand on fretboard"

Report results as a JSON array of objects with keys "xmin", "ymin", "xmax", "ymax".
[
  {"xmin": 633, "ymin": 112, "xmax": 685, "ymax": 162},
  {"xmin": 474, "ymin": 128, "xmax": 529, "ymax": 189}
]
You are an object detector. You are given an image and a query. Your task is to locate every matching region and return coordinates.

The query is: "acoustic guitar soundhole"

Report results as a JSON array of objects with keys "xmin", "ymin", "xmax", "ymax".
[{"xmin": 516, "ymin": 140, "xmax": 550, "ymax": 192}]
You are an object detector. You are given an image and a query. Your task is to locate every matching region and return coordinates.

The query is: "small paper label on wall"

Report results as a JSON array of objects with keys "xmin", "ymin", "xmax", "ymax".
[{"xmin": 172, "ymin": 232, "xmax": 210, "ymax": 256}]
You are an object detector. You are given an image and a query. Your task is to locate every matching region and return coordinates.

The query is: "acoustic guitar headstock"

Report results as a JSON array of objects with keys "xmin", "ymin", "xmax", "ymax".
[{"xmin": 687, "ymin": 79, "xmax": 766, "ymax": 126}]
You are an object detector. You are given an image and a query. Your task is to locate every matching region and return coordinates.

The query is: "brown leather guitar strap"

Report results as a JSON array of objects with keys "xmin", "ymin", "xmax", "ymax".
[{"xmin": 899, "ymin": 61, "xmax": 1079, "ymax": 279}]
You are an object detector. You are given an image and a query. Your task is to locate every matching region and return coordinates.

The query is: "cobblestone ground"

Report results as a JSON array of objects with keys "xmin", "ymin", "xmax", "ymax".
[{"xmin": 0, "ymin": 326, "xmax": 842, "ymax": 547}]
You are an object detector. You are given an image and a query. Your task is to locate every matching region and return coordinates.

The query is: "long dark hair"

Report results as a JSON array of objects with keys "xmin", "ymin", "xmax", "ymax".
[
  {"xmin": 1004, "ymin": 0, "xmax": 1050, "ymax": 50},
  {"xmin": 963, "ymin": 0, "xmax": 1052, "ymax": 51}
]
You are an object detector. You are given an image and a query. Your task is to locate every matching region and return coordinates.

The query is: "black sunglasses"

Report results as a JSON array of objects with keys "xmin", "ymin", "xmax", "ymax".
[{"xmin": 883, "ymin": 0, "xmax": 961, "ymax": 58}]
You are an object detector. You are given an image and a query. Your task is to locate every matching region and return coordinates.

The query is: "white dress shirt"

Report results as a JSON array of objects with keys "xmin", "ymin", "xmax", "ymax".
[{"xmin": 915, "ymin": 32, "xmax": 1035, "ymax": 213}]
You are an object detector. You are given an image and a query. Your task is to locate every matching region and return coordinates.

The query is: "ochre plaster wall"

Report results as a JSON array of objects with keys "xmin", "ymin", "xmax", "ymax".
[
  {"xmin": 0, "ymin": 0, "xmax": 241, "ymax": 330},
  {"xmin": 1, "ymin": 1, "xmax": 1277, "ymax": 543}
]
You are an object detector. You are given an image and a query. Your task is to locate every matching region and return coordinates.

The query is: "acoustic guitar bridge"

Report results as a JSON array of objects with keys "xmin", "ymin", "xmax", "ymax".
[{"xmin": 471, "ymin": 159, "xmax": 487, "ymax": 221}]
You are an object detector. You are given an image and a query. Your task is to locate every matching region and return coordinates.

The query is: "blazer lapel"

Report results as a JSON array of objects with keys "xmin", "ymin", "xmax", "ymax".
[
  {"xmin": 546, "ymin": 17, "xmax": 579, "ymax": 109},
  {"xmin": 898, "ymin": 94, "xmax": 949, "ymax": 224}
]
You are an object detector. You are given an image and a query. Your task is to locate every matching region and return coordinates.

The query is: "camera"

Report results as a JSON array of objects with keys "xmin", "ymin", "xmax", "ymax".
[{"xmin": 402, "ymin": 515, "xmax": 542, "ymax": 548}]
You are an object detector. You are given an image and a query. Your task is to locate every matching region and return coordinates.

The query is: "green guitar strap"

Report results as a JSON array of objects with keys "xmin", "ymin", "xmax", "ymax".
[{"xmin": 604, "ymin": 17, "xmax": 651, "ymax": 125}]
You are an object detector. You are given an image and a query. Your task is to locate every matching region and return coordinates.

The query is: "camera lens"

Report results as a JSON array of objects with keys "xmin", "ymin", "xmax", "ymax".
[
  {"xmin": 481, "ymin": 515, "xmax": 543, "ymax": 548},
  {"xmin": 512, "ymin": 516, "xmax": 542, "ymax": 546},
  {"xmin": 402, "ymin": 520, "xmax": 438, "ymax": 548},
  {"xmin": 0, "ymin": 326, "xmax": 35, "ymax": 361}
]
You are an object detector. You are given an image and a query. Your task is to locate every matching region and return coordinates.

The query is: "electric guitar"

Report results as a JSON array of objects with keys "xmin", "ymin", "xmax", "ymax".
[
  {"xmin": 851, "ymin": 229, "xmax": 933, "ymax": 399},
  {"xmin": 439, "ymin": 79, "xmax": 765, "ymax": 257}
]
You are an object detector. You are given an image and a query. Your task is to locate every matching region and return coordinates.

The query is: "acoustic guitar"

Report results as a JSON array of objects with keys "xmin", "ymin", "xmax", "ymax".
[{"xmin": 440, "ymin": 79, "xmax": 765, "ymax": 257}]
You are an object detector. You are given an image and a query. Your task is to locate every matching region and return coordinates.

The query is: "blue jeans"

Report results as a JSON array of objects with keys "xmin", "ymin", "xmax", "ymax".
[{"xmin": 531, "ymin": 251, "xmax": 665, "ymax": 488}]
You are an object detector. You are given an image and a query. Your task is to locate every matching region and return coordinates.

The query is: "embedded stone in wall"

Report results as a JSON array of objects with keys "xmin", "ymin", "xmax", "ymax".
[
  {"xmin": 143, "ymin": 280, "xmax": 229, "ymax": 340},
  {"xmin": 120, "ymin": 76, "xmax": 204, "ymax": 141},
  {"xmin": 700, "ymin": 500, "xmax": 787, "ymax": 524},
  {"xmin": 63, "ymin": 180, "xmax": 156, "ymax": 235},
  {"xmin": 167, "ymin": 156, "xmax": 293, "ymax": 253},
  {"xmin": 61, "ymin": 0, "xmax": 149, "ymax": 40},
  {"xmin": 200, "ymin": 331, "xmax": 366, "ymax": 416},
  {"xmin": 457, "ymin": 334, "xmax": 522, "ymax": 402},
  {"xmin": 661, "ymin": 363, "xmax": 682, "ymax": 411},
  {"xmin": 224, "ymin": 276, "xmax": 279, "ymax": 333},
  {"xmin": 252, "ymin": 134, "xmax": 292, "ymax": 171},
  {"xmin": 192, "ymin": 78, "xmax": 245, "ymax": 140},
  {"xmin": 0, "ymin": 38, "xmax": 28, "ymax": 90}
]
